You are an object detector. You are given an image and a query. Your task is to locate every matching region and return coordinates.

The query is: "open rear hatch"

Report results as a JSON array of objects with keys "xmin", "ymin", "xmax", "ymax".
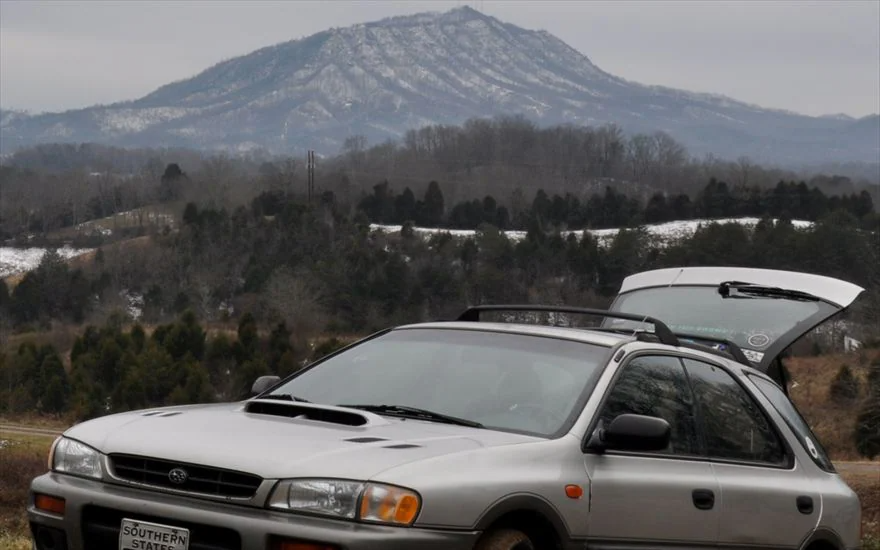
[{"xmin": 604, "ymin": 267, "xmax": 865, "ymax": 390}]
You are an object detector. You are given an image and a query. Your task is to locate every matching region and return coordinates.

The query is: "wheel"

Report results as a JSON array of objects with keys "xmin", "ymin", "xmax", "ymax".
[{"xmin": 475, "ymin": 528, "xmax": 535, "ymax": 550}]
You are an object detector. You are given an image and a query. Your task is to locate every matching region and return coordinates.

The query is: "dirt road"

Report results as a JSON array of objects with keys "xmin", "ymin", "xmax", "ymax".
[{"xmin": 0, "ymin": 424, "xmax": 62, "ymax": 438}]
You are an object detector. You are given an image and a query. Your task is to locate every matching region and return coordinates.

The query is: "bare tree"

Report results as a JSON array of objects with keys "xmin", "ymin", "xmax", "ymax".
[{"xmin": 264, "ymin": 267, "xmax": 327, "ymax": 336}]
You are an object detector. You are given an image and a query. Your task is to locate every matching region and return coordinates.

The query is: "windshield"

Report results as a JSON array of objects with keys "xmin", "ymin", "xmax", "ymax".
[
  {"xmin": 607, "ymin": 286, "xmax": 834, "ymax": 364},
  {"xmin": 264, "ymin": 328, "xmax": 611, "ymax": 437}
]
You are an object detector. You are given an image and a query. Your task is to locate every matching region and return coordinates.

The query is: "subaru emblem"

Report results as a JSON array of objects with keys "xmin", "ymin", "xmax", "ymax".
[{"xmin": 168, "ymin": 468, "xmax": 188, "ymax": 485}]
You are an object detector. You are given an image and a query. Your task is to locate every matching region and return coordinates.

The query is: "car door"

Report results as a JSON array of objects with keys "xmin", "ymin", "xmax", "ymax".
[
  {"xmin": 583, "ymin": 353, "xmax": 720, "ymax": 549},
  {"xmin": 682, "ymin": 357, "xmax": 822, "ymax": 548}
]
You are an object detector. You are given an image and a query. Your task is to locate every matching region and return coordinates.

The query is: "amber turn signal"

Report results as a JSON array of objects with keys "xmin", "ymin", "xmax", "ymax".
[
  {"xmin": 565, "ymin": 484, "xmax": 584, "ymax": 499},
  {"xmin": 34, "ymin": 493, "xmax": 65, "ymax": 515}
]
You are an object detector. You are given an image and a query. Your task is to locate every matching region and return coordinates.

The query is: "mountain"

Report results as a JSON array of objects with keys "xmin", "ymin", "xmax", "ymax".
[{"xmin": 1, "ymin": 6, "xmax": 877, "ymax": 165}]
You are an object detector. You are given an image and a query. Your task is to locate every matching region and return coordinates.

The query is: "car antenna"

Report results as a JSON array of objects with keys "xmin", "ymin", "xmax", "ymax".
[{"xmin": 631, "ymin": 267, "xmax": 684, "ymax": 339}]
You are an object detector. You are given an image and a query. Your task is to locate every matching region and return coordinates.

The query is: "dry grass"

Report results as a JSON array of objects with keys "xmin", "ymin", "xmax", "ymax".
[
  {"xmin": 0, "ymin": 533, "xmax": 31, "ymax": 550},
  {"xmin": 844, "ymin": 469, "xmax": 880, "ymax": 541},
  {"xmin": 0, "ymin": 431, "xmax": 52, "ymax": 543},
  {"xmin": 787, "ymin": 347, "xmax": 880, "ymax": 461}
]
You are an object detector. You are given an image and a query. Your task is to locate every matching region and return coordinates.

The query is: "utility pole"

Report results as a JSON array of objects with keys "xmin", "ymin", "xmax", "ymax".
[{"xmin": 307, "ymin": 150, "xmax": 315, "ymax": 203}]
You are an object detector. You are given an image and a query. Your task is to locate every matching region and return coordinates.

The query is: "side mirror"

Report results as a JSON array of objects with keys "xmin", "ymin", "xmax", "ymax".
[
  {"xmin": 251, "ymin": 375, "xmax": 281, "ymax": 396},
  {"xmin": 586, "ymin": 414, "xmax": 671, "ymax": 453}
]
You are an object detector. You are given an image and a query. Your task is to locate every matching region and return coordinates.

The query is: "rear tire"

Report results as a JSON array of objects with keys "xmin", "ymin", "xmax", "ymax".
[{"xmin": 474, "ymin": 528, "xmax": 535, "ymax": 550}]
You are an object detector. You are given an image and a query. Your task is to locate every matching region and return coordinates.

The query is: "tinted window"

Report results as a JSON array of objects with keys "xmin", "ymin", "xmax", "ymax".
[
  {"xmin": 749, "ymin": 375, "xmax": 835, "ymax": 472},
  {"xmin": 266, "ymin": 328, "xmax": 610, "ymax": 437},
  {"xmin": 599, "ymin": 355, "xmax": 700, "ymax": 456},
  {"xmin": 607, "ymin": 286, "xmax": 832, "ymax": 364},
  {"xmin": 683, "ymin": 359, "xmax": 787, "ymax": 465}
]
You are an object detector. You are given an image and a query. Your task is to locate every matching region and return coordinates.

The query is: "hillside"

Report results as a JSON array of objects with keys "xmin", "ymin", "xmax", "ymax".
[{"xmin": 1, "ymin": 7, "xmax": 877, "ymax": 165}]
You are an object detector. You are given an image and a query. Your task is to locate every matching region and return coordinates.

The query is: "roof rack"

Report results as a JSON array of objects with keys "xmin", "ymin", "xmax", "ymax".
[
  {"xmin": 673, "ymin": 332, "xmax": 753, "ymax": 366},
  {"xmin": 627, "ymin": 330, "xmax": 752, "ymax": 366},
  {"xmin": 454, "ymin": 305, "xmax": 754, "ymax": 367},
  {"xmin": 455, "ymin": 305, "xmax": 680, "ymax": 347}
]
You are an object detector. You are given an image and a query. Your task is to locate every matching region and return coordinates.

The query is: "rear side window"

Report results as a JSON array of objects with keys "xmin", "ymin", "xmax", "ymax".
[
  {"xmin": 683, "ymin": 359, "xmax": 787, "ymax": 466},
  {"xmin": 748, "ymin": 375, "xmax": 835, "ymax": 473}
]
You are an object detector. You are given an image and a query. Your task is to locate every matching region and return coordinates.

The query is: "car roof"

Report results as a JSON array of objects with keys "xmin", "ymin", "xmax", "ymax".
[
  {"xmin": 393, "ymin": 321, "xmax": 633, "ymax": 348},
  {"xmin": 393, "ymin": 320, "xmax": 762, "ymax": 370}
]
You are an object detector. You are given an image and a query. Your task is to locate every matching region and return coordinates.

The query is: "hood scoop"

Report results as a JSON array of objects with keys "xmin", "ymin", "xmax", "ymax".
[
  {"xmin": 141, "ymin": 410, "xmax": 183, "ymax": 417},
  {"xmin": 244, "ymin": 400, "xmax": 369, "ymax": 426},
  {"xmin": 341, "ymin": 437, "xmax": 421, "ymax": 449},
  {"xmin": 345, "ymin": 437, "xmax": 389, "ymax": 443}
]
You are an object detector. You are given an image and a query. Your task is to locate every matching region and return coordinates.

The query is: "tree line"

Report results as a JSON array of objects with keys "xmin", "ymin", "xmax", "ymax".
[
  {"xmin": 356, "ymin": 178, "xmax": 876, "ymax": 231},
  {"xmin": 0, "ymin": 311, "xmax": 349, "ymax": 420}
]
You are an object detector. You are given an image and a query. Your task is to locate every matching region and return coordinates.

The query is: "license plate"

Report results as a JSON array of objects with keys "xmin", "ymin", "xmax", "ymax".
[{"xmin": 119, "ymin": 518, "xmax": 190, "ymax": 550}]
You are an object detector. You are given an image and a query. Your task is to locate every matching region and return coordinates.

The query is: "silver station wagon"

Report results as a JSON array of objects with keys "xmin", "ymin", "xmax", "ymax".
[{"xmin": 28, "ymin": 266, "xmax": 864, "ymax": 550}]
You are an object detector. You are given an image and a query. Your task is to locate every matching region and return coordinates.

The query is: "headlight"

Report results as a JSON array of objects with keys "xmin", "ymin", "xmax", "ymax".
[
  {"xmin": 268, "ymin": 479, "xmax": 421, "ymax": 526},
  {"xmin": 269, "ymin": 479, "xmax": 364, "ymax": 519},
  {"xmin": 51, "ymin": 437, "xmax": 103, "ymax": 480}
]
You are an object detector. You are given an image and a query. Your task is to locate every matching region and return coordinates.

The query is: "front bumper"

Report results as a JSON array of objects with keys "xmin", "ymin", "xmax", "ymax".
[{"xmin": 28, "ymin": 473, "xmax": 480, "ymax": 550}]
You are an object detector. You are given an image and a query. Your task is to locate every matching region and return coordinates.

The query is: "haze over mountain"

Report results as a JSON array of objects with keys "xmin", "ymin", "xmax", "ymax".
[{"xmin": 1, "ymin": 6, "xmax": 877, "ymax": 166}]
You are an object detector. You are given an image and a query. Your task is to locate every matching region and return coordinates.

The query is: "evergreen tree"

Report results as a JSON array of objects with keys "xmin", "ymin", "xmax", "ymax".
[
  {"xmin": 423, "ymin": 181, "xmax": 445, "ymax": 227},
  {"xmin": 829, "ymin": 364, "xmax": 860, "ymax": 404}
]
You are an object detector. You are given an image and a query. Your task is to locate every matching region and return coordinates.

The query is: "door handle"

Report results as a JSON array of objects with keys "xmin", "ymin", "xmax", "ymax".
[
  {"xmin": 692, "ymin": 488, "xmax": 715, "ymax": 510},
  {"xmin": 797, "ymin": 496, "xmax": 814, "ymax": 515}
]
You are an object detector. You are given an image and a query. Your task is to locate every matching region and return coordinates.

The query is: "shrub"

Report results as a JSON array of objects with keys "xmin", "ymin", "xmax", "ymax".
[{"xmin": 829, "ymin": 364, "xmax": 860, "ymax": 404}]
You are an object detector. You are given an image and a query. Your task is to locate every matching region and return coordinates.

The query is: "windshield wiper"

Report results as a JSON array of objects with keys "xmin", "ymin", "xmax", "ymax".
[
  {"xmin": 337, "ymin": 404, "xmax": 484, "ymax": 428},
  {"xmin": 254, "ymin": 393, "xmax": 312, "ymax": 403},
  {"xmin": 718, "ymin": 281, "xmax": 820, "ymax": 302}
]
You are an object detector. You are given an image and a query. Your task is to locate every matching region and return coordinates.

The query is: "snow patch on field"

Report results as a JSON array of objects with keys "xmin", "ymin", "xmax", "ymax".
[
  {"xmin": 370, "ymin": 217, "xmax": 815, "ymax": 245},
  {"xmin": 0, "ymin": 246, "xmax": 93, "ymax": 278}
]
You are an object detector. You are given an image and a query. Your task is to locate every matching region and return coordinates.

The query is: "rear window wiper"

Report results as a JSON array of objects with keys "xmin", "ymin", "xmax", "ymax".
[
  {"xmin": 719, "ymin": 281, "xmax": 820, "ymax": 302},
  {"xmin": 337, "ymin": 404, "xmax": 484, "ymax": 428},
  {"xmin": 254, "ymin": 393, "xmax": 312, "ymax": 403}
]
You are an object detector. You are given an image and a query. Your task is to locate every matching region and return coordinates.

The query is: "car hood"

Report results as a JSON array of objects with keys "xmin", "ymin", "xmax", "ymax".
[{"xmin": 63, "ymin": 401, "xmax": 540, "ymax": 480}]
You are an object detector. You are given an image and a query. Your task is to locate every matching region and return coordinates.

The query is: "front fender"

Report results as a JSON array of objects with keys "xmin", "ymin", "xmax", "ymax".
[{"xmin": 472, "ymin": 492, "xmax": 578, "ymax": 547}]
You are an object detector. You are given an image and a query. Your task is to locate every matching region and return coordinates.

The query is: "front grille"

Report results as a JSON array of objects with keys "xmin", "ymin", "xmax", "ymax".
[
  {"xmin": 82, "ymin": 506, "xmax": 241, "ymax": 550},
  {"xmin": 109, "ymin": 454, "xmax": 262, "ymax": 499}
]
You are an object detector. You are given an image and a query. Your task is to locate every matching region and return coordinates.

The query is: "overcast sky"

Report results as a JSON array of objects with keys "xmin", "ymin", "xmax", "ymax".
[{"xmin": 1, "ymin": 0, "xmax": 878, "ymax": 118}]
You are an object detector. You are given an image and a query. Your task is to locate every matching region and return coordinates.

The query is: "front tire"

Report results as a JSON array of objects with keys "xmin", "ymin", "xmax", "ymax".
[{"xmin": 475, "ymin": 528, "xmax": 535, "ymax": 550}]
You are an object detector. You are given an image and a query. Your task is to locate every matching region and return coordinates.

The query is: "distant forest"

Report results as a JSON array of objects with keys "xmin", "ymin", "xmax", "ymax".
[
  {"xmin": 2, "ymin": 115, "xmax": 878, "ymax": 240},
  {"xmin": 2, "ymin": 179, "xmax": 877, "ymax": 333}
]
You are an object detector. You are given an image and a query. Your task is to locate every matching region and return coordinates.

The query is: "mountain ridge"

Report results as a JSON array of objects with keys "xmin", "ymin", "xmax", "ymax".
[{"xmin": 2, "ymin": 6, "xmax": 877, "ymax": 165}]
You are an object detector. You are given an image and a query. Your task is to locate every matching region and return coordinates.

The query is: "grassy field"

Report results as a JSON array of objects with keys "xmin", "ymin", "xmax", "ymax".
[{"xmin": 47, "ymin": 207, "xmax": 176, "ymax": 241}]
